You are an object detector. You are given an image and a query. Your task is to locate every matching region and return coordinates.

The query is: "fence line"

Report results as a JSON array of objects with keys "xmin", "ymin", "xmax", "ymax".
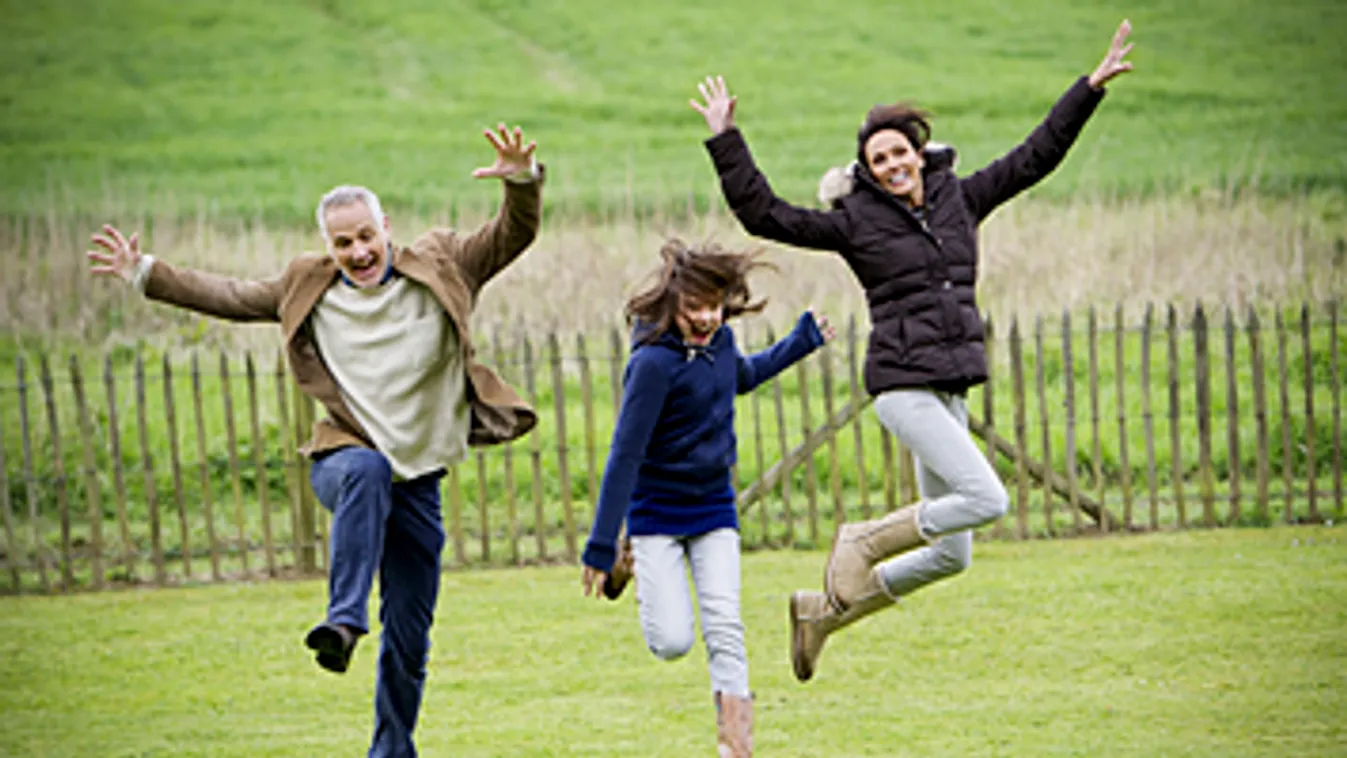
[{"xmin": 0, "ymin": 298, "xmax": 1341, "ymax": 594}]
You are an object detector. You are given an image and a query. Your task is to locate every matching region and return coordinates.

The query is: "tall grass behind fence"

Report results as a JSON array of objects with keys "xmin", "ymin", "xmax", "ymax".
[
  {"xmin": 4, "ymin": 189, "xmax": 1344, "ymax": 350},
  {"xmin": 0, "ymin": 300, "xmax": 1341, "ymax": 594}
]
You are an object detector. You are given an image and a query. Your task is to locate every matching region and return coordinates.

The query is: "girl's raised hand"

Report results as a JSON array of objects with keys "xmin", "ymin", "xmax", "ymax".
[{"xmin": 809, "ymin": 308, "xmax": 838, "ymax": 343}]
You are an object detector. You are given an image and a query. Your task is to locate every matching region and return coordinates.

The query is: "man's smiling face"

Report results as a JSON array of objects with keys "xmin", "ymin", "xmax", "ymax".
[{"xmin": 324, "ymin": 200, "xmax": 391, "ymax": 288}]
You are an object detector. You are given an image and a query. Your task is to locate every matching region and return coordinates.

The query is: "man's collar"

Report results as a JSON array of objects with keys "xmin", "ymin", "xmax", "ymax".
[{"xmin": 337, "ymin": 243, "xmax": 398, "ymax": 288}]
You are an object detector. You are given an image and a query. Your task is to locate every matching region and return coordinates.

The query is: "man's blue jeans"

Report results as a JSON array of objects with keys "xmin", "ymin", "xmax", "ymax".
[{"xmin": 310, "ymin": 446, "xmax": 445, "ymax": 758}]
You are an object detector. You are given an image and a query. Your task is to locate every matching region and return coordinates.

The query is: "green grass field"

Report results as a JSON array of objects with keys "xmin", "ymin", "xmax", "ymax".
[
  {"xmin": 5, "ymin": 0, "xmax": 1346, "ymax": 221},
  {"xmin": 0, "ymin": 527, "xmax": 1342, "ymax": 757}
]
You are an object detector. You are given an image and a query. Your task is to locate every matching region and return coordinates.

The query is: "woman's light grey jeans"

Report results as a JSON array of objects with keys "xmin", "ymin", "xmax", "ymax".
[
  {"xmin": 630, "ymin": 528, "xmax": 749, "ymax": 698},
  {"xmin": 871, "ymin": 389, "xmax": 1010, "ymax": 597}
]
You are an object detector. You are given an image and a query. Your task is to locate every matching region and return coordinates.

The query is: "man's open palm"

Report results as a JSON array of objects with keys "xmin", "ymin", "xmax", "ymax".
[{"xmin": 473, "ymin": 124, "xmax": 537, "ymax": 179}]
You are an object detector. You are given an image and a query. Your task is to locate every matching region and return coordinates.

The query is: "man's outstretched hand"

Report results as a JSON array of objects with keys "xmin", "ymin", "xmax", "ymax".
[
  {"xmin": 87, "ymin": 224, "xmax": 143, "ymax": 283},
  {"xmin": 472, "ymin": 123, "xmax": 537, "ymax": 179}
]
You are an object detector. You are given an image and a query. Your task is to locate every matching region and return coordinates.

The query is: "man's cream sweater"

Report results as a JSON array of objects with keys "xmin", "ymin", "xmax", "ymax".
[{"xmin": 310, "ymin": 275, "xmax": 470, "ymax": 479}]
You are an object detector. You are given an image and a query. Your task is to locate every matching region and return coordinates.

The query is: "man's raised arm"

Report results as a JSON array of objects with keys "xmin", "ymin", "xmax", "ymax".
[
  {"xmin": 89, "ymin": 223, "xmax": 282, "ymax": 322},
  {"xmin": 440, "ymin": 124, "xmax": 543, "ymax": 295}
]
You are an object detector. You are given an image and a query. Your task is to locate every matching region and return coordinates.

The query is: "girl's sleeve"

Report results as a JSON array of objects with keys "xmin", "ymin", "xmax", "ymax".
[
  {"xmin": 582, "ymin": 353, "xmax": 671, "ymax": 572},
  {"xmin": 736, "ymin": 312, "xmax": 826, "ymax": 394}
]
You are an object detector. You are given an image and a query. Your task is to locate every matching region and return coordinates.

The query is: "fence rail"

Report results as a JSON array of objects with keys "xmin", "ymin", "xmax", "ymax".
[{"xmin": 0, "ymin": 299, "xmax": 1340, "ymax": 594}]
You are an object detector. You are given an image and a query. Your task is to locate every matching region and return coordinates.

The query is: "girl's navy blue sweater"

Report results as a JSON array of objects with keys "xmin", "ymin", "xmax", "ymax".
[{"xmin": 582, "ymin": 312, "xmax": 825, "ymax": 572}]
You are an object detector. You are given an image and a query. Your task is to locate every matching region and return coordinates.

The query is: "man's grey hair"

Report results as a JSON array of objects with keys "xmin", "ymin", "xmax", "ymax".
[{"xmin": 316, "ymin": 185, "xmax": 386, "ymax": 240}]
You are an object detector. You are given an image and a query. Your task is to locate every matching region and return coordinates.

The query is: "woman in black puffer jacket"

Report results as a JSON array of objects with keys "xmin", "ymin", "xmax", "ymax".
[{"xmin": 691, "ymin": 20, "xmax": 1136, "ymax": 683}]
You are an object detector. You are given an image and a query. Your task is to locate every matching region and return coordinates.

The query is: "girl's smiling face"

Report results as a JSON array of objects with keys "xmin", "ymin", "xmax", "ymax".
[{"xmin": 674, "ymin": 291, "xmax": 725, "ymax": 346}]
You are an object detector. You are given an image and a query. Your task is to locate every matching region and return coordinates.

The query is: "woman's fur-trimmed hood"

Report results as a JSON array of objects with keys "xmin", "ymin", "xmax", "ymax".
[{"xmin": 816, "ymin": 142, "xmax": 957, "ymax": 208}]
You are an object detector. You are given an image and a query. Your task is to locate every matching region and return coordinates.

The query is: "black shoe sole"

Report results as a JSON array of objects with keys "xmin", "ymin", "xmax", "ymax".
[
  {"xmin": 305, "ymin": 625, "xmax": 354, "ymax": 674},
  {"xmin": 602, "ymin": 572, "xmax": 631, "ymax": 600}
]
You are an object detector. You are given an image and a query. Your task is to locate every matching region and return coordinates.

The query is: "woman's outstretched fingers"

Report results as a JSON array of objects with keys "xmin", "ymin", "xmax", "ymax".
[
  {"xmin": 690, "ymin": 74, "xmax": 737, "ymax": 135},
  {"xmin": 693, "ymin": 79, "xmax": 715, "ymax": 110},
  {"xmin": 1110, "ymin": 19, "xmax": 1133, "ymax": 67},
  {"xmin": 1112, "ymin": 18, "xmax": 1132, "ymax": 49},
  {"xmin": 1089, "ymin": 19, "xmax": 1134, "ymax": 89}
]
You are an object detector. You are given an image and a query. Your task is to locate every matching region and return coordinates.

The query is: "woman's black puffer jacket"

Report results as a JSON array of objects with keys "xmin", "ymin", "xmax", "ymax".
[{"xmin": 704, "ymin": 76, "xmax": 1104, "ymax": 396}]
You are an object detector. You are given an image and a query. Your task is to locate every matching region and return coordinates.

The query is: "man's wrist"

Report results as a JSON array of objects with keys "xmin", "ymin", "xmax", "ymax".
[
  {"xmin": 504, "ymin": 155, "xmax": 541, "ymax": 184},
  {"xmin": 131, "ymin": 255, "xmax": 156, "ymax": 294}
]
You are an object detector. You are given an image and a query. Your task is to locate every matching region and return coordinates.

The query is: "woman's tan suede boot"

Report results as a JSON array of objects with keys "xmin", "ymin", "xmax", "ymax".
[
  {"xmin": 824, "ymin": 503, "xmax": 926, "ymax": 610},
  {"xmin": 790, "ymin": 569, "xmax": 897, "ymax": 682}
]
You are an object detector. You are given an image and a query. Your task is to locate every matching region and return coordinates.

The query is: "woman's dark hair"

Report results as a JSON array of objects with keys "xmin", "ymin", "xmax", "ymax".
[
  {"xmin": 625, "ymin": 238, "xmax": 774, "ymax": 343},
  {"xmin": 856, "ymin": 102, "xmax": 932, "ymax": 163}
]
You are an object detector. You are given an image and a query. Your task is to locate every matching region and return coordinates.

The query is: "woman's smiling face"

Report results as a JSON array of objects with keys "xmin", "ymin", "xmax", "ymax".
[{"xmin": 864, "ymin": 128, "xmax": 926, "ymax": 205}]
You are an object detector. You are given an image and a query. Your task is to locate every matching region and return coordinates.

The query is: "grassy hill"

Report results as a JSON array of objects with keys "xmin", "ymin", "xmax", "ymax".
[{"xmin": 4, "ymin": 0, "xmax": 1346, "ymax": 222}]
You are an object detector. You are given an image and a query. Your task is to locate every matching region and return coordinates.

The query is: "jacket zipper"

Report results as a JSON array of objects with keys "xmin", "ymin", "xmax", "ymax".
[{"xmin": 858, "ymin": 171, "xmax": 968, "ymax": 382}]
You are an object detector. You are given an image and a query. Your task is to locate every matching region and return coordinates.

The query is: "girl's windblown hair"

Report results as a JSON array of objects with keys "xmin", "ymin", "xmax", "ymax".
[{"xmin": 625, "ymin": 238, "xmax": 774, "ymax": 343}]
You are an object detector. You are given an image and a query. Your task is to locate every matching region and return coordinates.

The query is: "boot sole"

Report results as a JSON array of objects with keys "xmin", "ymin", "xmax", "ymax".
[
  {"xmin": 305, "ymin": 625, "xmax": 353, "ymax": 674},
  {"xmin": 789, "ymin": 592, "xmax": 814, "ymax": 683}
]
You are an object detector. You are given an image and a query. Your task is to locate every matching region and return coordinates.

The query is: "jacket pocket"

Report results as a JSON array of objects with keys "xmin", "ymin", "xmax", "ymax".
[{"xmin": 870, "ymin": 308, "xmax": 910, "ymax": 368}]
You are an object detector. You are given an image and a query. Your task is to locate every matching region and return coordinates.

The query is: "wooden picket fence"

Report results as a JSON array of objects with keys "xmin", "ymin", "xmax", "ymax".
[{"xmin": 0, "ymin": 299, "xmax": 1340, "ymax": 594}]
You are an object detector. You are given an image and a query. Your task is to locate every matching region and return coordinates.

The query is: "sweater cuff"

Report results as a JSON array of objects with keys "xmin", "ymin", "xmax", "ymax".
[
  {"xmin": 131, "ymin": 255, "xmax": 156, "ymax": 295},
  {"xmin": 797, "ymin": 311, "xmax": 825, "ymax": 350},
  {"xmin": 582, "ymin": 540, "xmax": 617, "ymax": 573}
]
